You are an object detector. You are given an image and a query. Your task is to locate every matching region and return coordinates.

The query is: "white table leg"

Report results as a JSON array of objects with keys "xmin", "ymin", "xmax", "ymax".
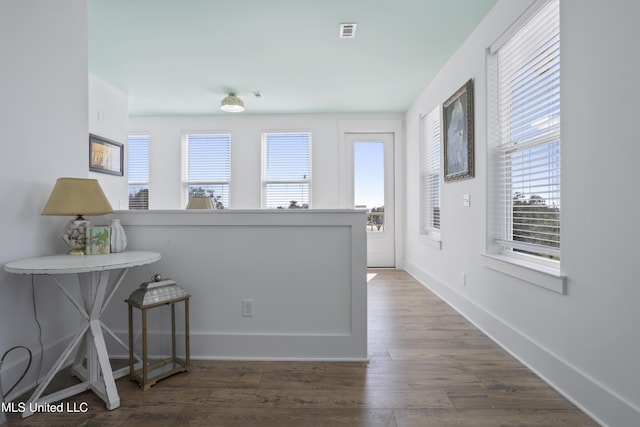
[
  {"xmin": 84, "ymin": 271, "xmax": 120, "ymax": 409},
  {"xmin": 21, "ymin": 324, "xmax": 89, "ymax": 418},
  {"xmin": 22, "ymin": 269, "xmax": 128, "ymax": 417},
  {"xmin": 88, "ymin": 319, "xmax": 119, "ymax": 409}
]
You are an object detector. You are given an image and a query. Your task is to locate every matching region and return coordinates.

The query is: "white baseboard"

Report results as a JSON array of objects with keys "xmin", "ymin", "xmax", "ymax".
[
  {"xmin": 404, "ymin": 260, "xmax": 640, "ymax": 427},
  {"xmin": 107, "ymin": 330, "xmax": 368, "ymax": 362}
]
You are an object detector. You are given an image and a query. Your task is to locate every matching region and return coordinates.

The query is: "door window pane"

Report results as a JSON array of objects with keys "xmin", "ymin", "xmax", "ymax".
[{"xmin": 354, "ymin": 141, "xmax": 385, "ymax": 231}]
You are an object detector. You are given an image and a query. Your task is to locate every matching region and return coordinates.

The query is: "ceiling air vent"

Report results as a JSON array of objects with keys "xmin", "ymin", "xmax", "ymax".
[{"xmin": 339, "ymin": 23, "xmax": 357, "ymax": 39}]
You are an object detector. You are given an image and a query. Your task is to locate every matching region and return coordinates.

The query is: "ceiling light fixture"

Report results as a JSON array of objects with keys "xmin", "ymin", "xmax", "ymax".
[{"xmin": 220, "ymin": 93, "xmax": 245, "ymax": 112}]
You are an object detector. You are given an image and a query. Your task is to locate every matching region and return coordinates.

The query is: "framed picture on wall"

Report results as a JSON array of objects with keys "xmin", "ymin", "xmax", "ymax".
[
  {"xmin": 443, "ymin": 79, "xmax": 474, "ymax": 182},
  {"xmin": 89, "ymin": 134, "xmax": 123, "ymax": 176}
]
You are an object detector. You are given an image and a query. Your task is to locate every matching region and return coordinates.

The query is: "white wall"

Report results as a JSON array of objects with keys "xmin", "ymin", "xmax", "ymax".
[
  {"xmin": 99, "ymin": 210, "xmax": 368, "ymax": 361},
  {"xmin": 403, "ymin": 1, "xmax": 640, "ymax": 426},
  {"xmin": 88, "ymin": 74, "xmax": 129, "ymax": 209},
  {"xmin": 0, "ymin": 0, "xmax": 88, "ymax": 400}
]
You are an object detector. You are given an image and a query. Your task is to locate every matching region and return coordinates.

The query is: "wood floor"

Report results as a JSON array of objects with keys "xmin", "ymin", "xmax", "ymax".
[{"xmin": 5, "ymin": 269, "xmax": 597, "ymax": 426}]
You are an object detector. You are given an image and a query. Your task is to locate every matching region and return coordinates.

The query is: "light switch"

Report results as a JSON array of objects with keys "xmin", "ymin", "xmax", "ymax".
[{"xmin": 463, "ymin": 194, "xmax": 470, "ymax": 207}]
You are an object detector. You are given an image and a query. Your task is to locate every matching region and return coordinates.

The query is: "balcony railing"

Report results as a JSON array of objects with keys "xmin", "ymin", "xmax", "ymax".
[{"xmin": 367, "ymin": 211, "xmax": 384, "ymax": 232}]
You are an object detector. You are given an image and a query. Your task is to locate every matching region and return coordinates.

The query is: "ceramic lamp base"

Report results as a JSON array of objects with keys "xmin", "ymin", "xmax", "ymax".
[{"xmin": 62, "ymin": 219, "xmax": 91, "ymax": 255}]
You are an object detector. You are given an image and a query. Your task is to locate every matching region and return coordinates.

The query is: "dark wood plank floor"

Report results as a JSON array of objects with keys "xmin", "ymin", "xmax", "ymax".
[{"xmin": 4, "ymin": 269, "xmax": 597, "ymax": 426}]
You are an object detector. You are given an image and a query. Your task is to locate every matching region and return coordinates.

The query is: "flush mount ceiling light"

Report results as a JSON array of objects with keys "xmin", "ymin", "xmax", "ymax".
[{"xmin": 220, "ymin": 93, "xmax": 245, "ymax": 112}]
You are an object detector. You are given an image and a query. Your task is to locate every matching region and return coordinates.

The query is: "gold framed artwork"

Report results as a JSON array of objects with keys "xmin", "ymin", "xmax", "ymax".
[
  {"xmin": 443, "ymin": 79, "xmax": 474, "ymax": 182},
  {"xmin": 89, "ymin": 134, "xmax": 123, "ymax": 176}
]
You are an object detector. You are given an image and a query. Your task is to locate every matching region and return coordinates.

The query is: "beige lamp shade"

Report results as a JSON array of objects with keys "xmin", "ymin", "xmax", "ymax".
[
  {"xmin": 186, "ymin": 196, "xmax": 215, "ymax": 210},
  {"xmin": 41, "ymin": 177, "xmax": 114, "ymax": 219}
]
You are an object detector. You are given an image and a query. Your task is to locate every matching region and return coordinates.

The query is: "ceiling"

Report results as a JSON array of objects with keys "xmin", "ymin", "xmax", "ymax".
[{"xmin": 88, "ymin": 0, "xmax": 496, "ymax": 116}]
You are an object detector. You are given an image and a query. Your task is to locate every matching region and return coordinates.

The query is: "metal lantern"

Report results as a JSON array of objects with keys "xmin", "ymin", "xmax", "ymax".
[{"xmin": 126, "ymin": 275, "xmax": 190, "ymax": 390}]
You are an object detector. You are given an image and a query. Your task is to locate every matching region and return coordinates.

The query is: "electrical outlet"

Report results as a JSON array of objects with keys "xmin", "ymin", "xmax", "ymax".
[{"xmin": 242, "ymin": 299, "xmax": 254, "ymax": 317}]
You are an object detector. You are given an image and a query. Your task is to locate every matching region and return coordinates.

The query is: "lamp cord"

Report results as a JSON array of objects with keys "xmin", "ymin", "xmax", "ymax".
[
  {"xmin": 0, "ymin": 346, "xmax": 32, "ymax": 399},
  {"xmin": 0, "ymin": 275, "xmax": 53, "ymax": 402},
  {"xmin": 0, "ymin": 274, "xmax": 44, "ymax": 401}
]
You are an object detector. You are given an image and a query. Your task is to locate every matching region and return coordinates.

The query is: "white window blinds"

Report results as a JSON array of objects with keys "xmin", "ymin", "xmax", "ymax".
[
  {"xmin": 185, "ymin": 133, "xmax": 231, "ymax": 208},
  {"xmin": 421, "ymin": 106, "xmax": 441, "ymax": 236},
  {"xmin": 128, "ymin": 134, "xmax": 149, "ymax": 210},
  {"xmin": 263, "ymin": 132, "xmax": 311, "ymax": 209},
  {"xmin": 490, "ymin": 0, "xmax": 560, "ymax": 259}
]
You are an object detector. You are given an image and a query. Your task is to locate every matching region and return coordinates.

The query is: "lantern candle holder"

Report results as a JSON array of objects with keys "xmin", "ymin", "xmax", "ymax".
[{"xmin": 126, "ymin": 276, "xmax": 190, "ymax": 390}]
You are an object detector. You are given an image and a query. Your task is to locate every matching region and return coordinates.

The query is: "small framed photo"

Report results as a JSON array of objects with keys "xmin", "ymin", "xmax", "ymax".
[
  {"xmin": 443, "ymin": 79, "xmax": 474, "ymax": 182},
  {"xmin": 85, "ymin": 226, "xmax": 111, "ymax": 255},
  {"xmin": 89, "ymin": 134, "xmax": 123, "ymax": 176}
]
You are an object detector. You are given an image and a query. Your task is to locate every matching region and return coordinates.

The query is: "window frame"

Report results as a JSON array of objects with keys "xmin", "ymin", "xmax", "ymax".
[
  {"xmin": 486, "ymin": 0, "xmax": 564, "ymax": 281},
  {"xmin": 182, "ymin": 132, "xmax": 231, "ymax": 209},
  {"xmin": 261, "ymin": 131, "xmax": 312, "ymax": 209},
  {"xmin": 127, "ymin": 133, "xmax": 150, "ymax": 210},
  {"xmin": 420, "ymin": 106, "xmax": 442, "ymax": 243}
]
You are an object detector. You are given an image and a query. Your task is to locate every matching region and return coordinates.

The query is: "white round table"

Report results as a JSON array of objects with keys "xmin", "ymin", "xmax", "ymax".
[{"xmin": 4, "ymin": 251, "xmax": 161, "ymax": 418}]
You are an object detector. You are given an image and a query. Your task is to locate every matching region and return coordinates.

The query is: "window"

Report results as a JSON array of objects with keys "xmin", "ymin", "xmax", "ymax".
[
  {"xmin": 420, "ymin": 106, "xmax": 441, "ymax": 239},
  {"xmin": 489, "ymin": 0, "xmax": 560, "ymax": 263},
  {"xmin": 183, "ymin": 133, "xmax": 231, "ymax": 209},
  {"xmin": 128, "ymin": 134, "xmax": 149, "ymax": 210},
  {"xmin": 263, "ymin": 132, "xmax": 311, "ymax": 209}
]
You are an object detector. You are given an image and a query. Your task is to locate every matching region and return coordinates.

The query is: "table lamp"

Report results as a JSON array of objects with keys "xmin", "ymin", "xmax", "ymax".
[
  {"xmin": 186, "ymin": 196, "xmax": 215, "ymax": 209},
  {"xmin": 41, "ymin": 177, "xmax": 114, "ymax": 255}
]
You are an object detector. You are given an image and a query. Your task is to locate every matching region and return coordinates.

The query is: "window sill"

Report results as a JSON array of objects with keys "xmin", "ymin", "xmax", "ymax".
[
  {"xmin": 420, "ymin": 234, "xmax": 442, "ymax": 250},
  {"xmin": 482, "ymin": 254, "xmax": 566, "ymax": 294}
]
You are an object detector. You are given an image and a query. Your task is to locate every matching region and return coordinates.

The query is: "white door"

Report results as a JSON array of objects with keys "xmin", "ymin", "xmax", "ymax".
[{"xmin": 346, "ymin": 133, "xmax": 395, "ymax": 267}]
